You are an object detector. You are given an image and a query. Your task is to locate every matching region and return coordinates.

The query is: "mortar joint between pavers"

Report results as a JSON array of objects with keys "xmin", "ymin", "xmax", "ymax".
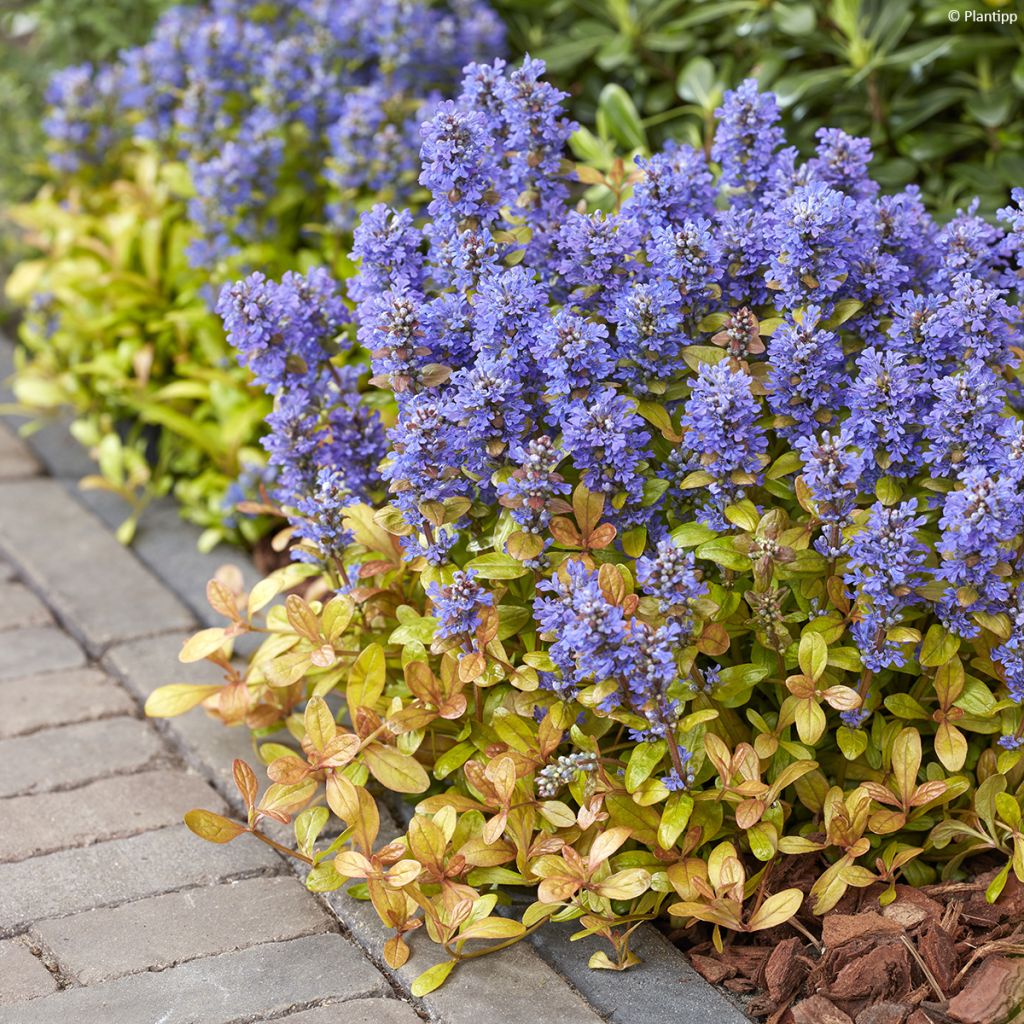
[{"xmin": 20, "ymin": 932, "xmax": 79, "ymax": 992}]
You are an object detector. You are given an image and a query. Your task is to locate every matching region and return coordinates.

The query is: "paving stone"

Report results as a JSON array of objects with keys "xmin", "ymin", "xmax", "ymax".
[
  {"xmin": 0, "ymin": 717, "xmax": 163, "ymax": 797},
  {"xmin": 0, "ymin": 478, "xmax": 194, "ymax": 653},
  {"xmin": 0, "ymin": 626, "xmax": 84, "ymax": 680},
  {"xmin": 309, "ymin": 870, "xmax": 605, "ymax": 1024},
  {"xmin": 0, "ymin": 824, "xmax": 280, "ymax": 934},
  {"xmin": 0, "ymin": 422, "xmax": 40, "ymax": 480},
  {"xmin": 0, "ymin": 938, "xmax": 57, "ymax": 1005},
  {"xmin": 0, "ymin": 582, "xmax": 51, "ymax": 630},
  {"xmin": 527, "ymin": 918, "xmax": 751, "ymax": 1024},
  {"xmin": 110, "ymin": 497, "xmax": 262, "ymax": 628},
  {"xmin": 281, "ymin": 998, "xmax": 422, "ymax": 1024},
  {"xmin": 32, "ymin": 875, "xmax": 333, "ymax": 984},
  {"xmin": 0, "ymin": 667, "xmax": 135, "ymax": 739},
  {"xmin": 0, "ymin": 770, "xmax": 222, "ymax": 862},
  {"xmin": 0, "ymin": 932, "xmax": 387, "ymax": 1024},
  {"xmin": 104, "ymin": 633, "xmax": 258, "ymax": 797}
]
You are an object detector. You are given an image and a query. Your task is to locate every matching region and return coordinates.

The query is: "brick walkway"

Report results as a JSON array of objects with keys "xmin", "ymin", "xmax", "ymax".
[{"xmin": 0, "ymin": 390, "xmax": 749, "ymax": 1023}]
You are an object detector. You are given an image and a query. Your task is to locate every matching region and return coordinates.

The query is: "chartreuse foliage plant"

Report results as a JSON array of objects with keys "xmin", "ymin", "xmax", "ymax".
[
  {"xmin": 6, "ymin": 153, "xmax": 273, "ymax": 544},
  {"xmin": 6, "ymin": 0, "xmax": 503, "ymax": 542},
  {"xmin": 149, "ymin": 63, "xmax": 1024, "ymax": 988}
]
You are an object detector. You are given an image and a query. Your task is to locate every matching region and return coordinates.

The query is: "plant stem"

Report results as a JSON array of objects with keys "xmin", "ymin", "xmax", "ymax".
[
  {"xmin": 249, "ymin": 827, "xmax": 313, "ymax": 865},
  {"xmin": 450, "ymin": 918, "xmax": 548, "ymax": 961}
]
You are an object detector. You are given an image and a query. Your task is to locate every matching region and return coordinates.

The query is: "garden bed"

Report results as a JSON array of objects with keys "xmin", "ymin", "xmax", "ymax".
[{"xmin": 11, "ymin": 327, "xmax": 1023, "ymax": 1024}]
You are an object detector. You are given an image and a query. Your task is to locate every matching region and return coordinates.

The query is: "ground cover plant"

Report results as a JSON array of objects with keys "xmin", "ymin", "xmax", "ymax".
[
  {"xmin": 5, "ymin": 0, "xmax": 503, "ymax": 543},
  {"xmin": 147, "ymin": 60, "xmax": 1024, "ymax": 1012}
]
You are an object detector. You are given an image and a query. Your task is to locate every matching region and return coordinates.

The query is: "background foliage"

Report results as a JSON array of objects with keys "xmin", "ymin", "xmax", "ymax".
[
  {"xmin": 0, "ymin": 0, "xmax": 176, "ymax": 319},
  {"xmin": 499, "ymin": 0, "xmax": 1024, "ymax": 213}
]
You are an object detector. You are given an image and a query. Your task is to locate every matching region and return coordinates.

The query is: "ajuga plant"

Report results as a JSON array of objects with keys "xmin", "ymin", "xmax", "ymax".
[
  {"xmin": 150, "ymin": 63, "xmax": 1024, "ymax": 990},
  {"xmin": 6, "ymin": 0, "xmax": 503, "ymax": 544}
]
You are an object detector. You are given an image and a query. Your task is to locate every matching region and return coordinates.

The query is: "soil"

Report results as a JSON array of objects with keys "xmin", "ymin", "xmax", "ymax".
[{"xmin": 675, "ymin": 865, "xmax": 1024, "ymax": 1024}]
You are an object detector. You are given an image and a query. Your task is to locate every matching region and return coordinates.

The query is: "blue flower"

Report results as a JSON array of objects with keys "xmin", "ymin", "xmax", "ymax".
[
  {"xmin": 924, "ymin": 362, "xmax": 1011, "ymax": 478},
  {"xmin": 636, "ymin": 540, "xmax": 707, "ymax": 615},
  {"xmin": 712, "ymin": 79, "xmax": 785, "ymax": 198},
  {"xmin": 766, "ymin": 306, "xmax": 847, "ymax": 440},
  {"xmin": 845, "ymin": 347, "xmax": 924, "ymax": 481},
  {"xmin": 844, "ymin": 500, "xmax": 930, "ymax": 670},
  {"xmin": 561, "ymin": 389, "xmax": 650, "ymax": 512},
  {"xmin": 794, "ymin": 428, "xmax": 865, "ymax": 559},
  {"xmin": 427, "ymin": 569, "xmax": 494, "ymax": 640},
  {"xmin": 681, "ymin": 363, "xmax": 767, "ymax": 525},
  {"xmin": 937, "ymin": 467, "xmax": 1022, "ymax": 634}
]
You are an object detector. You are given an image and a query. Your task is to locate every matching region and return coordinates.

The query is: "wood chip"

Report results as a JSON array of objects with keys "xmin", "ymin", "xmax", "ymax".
[
  {"xmin": 946, "ymin": 955, "xmax": 1024, "ymax": 1024},
  {"xmin": 824, "ymin": 913, "xmax": 905, "ymax": 949},
  {"xmin": 792, "ymin": 995, "xmax": 855, "ymax": 1024}
]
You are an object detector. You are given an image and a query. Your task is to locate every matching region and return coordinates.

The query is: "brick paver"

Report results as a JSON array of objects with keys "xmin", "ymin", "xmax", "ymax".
[
  {"xmin": 0, "ymin": 939, "xmax": 57, "ymax": 1004},
  {"xmin": 0, "ymin": 934, "xmax": 388, "ymax": 1024},
  {"xmin": 0, "ymin": 477, "xmax": 194, "ymax": 653},
  {"xmin": 0, "ymin": 717, "xmax": 165, "ymax": 797},
  {"xmin": 31, "ymin": 877, "xmax": 333, "ymax": 984},
  {"xmin": 0, "ymin": 667, "xmax": 135, "ymax": 739},
  {"xmin": 0, "ymin": 625, "xmax": 85, "ymax": 679},
  {"xmin": 0, "ymin": 771, "xmax": 221, "ymax": 861},
  {"xmin": 0, "ymin": 582, "xmax": 52, "ymax": 630},
  {"xmin": 0, "ymin": 421, "xmax": 417, "ymax": 1024},
  {"xmin": 282, "ymin": 999, "xmax": 423, "ymax": 1023},
  {"xmin": 0, "ymin": 423, "xmax": 39, "ymax": 479}
]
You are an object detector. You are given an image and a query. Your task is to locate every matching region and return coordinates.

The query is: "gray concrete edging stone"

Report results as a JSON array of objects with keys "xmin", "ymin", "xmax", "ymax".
[{"xmin": 1, "ymin": 332, "xmax": 751, "ymax": 1023}]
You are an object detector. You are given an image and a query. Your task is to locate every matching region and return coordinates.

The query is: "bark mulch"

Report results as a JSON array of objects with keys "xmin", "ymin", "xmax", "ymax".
[{"xmin": 678, "ymin": 867, "xmax": 1024, "ymax": 1024}]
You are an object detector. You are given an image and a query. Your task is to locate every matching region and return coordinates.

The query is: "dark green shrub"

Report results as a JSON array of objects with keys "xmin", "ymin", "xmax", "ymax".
[{"xmin": 498, "ymin": 0, "xmax": 1024, "ymax": 213}]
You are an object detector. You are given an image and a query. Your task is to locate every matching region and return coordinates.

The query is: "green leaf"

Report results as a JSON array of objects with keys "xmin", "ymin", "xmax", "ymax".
[
  {"xmin": 658, "ymin": 793, "xmax": 694, "ymax": 850},
  {"xmin": 363, "ymin": 743, "xmax": 430, "ymax": 794},
  {"xmin": 875, "ymin": 477, "xmax": 902, "ymax": 506},
  {"xmin": 412, "ymin": 959, "xmax": 456, "ymax": 996},
  {"xmin": 184, "ymin": 809, "xmax": 246, "ymax": 844},
  {"xmin": 675, "ymin": 55, "xmax": 717, "ymax": 107},
  {"xmin": 798, "ymin": 632, "xmax": 828, "ymax": 683},
  {"xmin": 597, "ymin": 83, "xmax": 647, "ymax": 150},
  {"xmin": 464, "ymin": 552, "xmax": 530, "ymax": 580},
  {"xmin": 986, "ymin": 861, "xmax": 1012, "ymax": 905},
  {"xmin": 837, "ymin": 727, "xmax": 868, "ymax": 761},
  {"xmin": 883, "ymin": 694, "xmax": 930, "ymax": 720},
  {"xmin": 696, "ymin": 537, "xmax": 751, "ymax": 571},
  {"xmin": 347, "ymin": 643, "xmax": 386, "ymax": 711},
  {"xmin": 920, "ymin": 624, "xmax": 960, "ymax": 667},
  {"xmin": 295, "ymin": 806, "xmax": 329, "ymax": 856},
  {"xmin": 145, "ymin": 683, "xmax": 221, "ymax": 717},
  {"xmin": 626, "ymin": 741, "xmax": 667, "ymax": 792},
  {"xmin": 670, "ymin": 522, "xmax": 717, "ymax": 548},
  {"xmin": 306, "ymin": 861, "xmax": 346, "ymax": 892}
]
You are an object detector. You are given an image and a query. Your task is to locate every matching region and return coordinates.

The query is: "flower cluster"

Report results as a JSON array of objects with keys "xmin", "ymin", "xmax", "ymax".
[
  {"xmin": 218, "ymin": 267, "xmax": 386, "ymax": 567},
  {"xmin": 247, "ymin": 63, "xmax": 1024, "ymax": 742},
  {"xmin": 43, "ymin": 0, "xmax": 504, "ymax": 270}
]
